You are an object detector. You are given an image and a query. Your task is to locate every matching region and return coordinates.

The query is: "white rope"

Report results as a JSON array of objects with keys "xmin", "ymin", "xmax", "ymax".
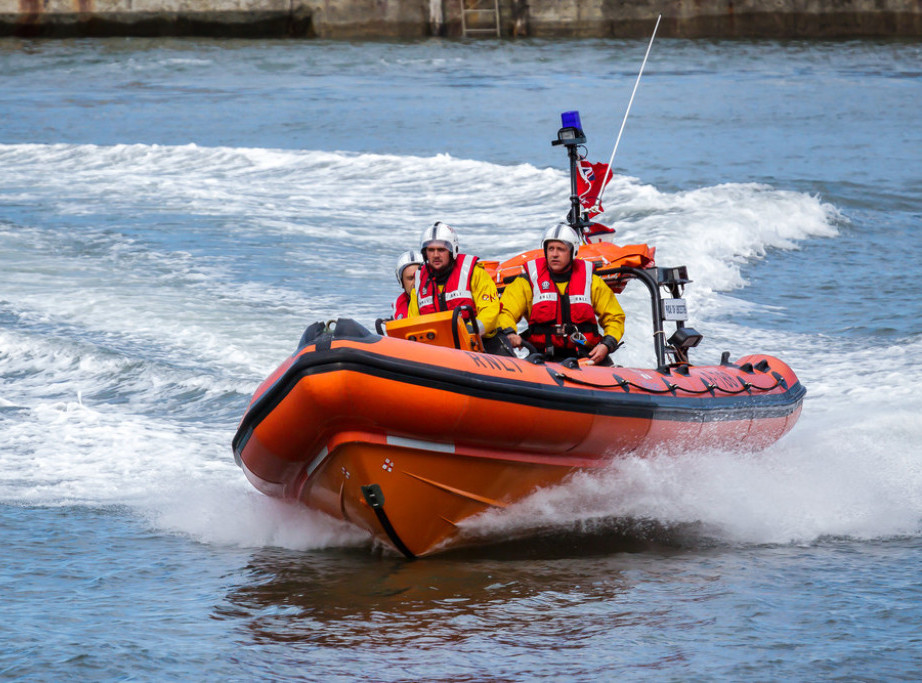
[{"xmin": 593, "ymin": 14, "xmax": 661, "ymax": 213}]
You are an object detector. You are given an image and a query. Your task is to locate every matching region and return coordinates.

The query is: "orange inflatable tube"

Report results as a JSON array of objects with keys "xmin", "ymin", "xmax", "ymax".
[{"xmin": 233, "ymin": 316, "xmax": 804, "ymax": 557}]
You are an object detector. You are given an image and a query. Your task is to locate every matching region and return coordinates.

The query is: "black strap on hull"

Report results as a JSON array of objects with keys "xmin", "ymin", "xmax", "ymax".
[{"xmin": 361, "ymin": 484, "xmax": 416, "ymax": 559}]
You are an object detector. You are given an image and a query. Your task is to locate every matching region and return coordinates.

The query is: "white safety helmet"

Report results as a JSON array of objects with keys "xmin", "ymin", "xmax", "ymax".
[
  {"xmin": 542, "ymin": 222, "xmax": 581, "ymax": 260},
  {"xmin": 395, "ymin": 249, "xmax": 424, "ymax": 283},
  {"xmin": 420, "ymin": 221, "xmax": 460, "ymax": 259}
]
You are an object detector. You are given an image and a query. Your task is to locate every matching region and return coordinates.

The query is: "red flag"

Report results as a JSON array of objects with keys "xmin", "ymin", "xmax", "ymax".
[{"xmin": 576, "ymin": 161, "xmax": 613, "ymax": 219}]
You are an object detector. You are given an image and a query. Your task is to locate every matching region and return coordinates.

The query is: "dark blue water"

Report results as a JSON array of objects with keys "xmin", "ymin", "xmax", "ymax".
[{"xmin": 2, "ymin": 37, "xmax": 921, "ymax": 680}]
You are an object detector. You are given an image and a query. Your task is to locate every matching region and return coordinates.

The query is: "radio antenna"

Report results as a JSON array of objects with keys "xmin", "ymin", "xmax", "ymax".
[{"xmin": 593, "ymin": 14, "xmax": 661, "ymax": 212}]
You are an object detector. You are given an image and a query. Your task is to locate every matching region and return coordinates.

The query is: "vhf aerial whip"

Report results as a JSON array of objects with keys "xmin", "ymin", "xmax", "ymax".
[
  {"xmin": 552, "ymin": 14, "xmax": 662, "ymax": 234},
  {"xmin": 594, "ymin": 13, "xmax": 661, "ymax": 213}
]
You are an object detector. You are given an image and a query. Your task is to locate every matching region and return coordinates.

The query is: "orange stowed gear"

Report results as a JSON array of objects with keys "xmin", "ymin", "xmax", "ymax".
[
  {"xmin": 523, "ymin": 257, "xmax": 603, "ymax": 355},
  {"xmin": 392, "ymin": 291, "xmax": 411, "ymax": 320},
  {"xmin": 415, "ymin": 253, "xmax": 479, "ymax": 314}
]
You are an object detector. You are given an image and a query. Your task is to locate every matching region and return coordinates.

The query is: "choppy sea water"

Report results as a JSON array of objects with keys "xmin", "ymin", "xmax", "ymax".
[{"xmin": 1, "ymin": 37, "xmax": 921, "ymax": 680}]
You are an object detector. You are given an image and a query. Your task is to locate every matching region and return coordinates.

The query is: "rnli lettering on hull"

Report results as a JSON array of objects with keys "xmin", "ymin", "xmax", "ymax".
[{"xmin": 465, "ymin": 351, "xmax": 524, "ymax": 374}]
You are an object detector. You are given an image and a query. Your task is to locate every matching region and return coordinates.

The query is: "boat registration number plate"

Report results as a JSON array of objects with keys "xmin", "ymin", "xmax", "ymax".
[{"xmin": 662, "ymin": 298, "xmax": 687, "ymax": 321}]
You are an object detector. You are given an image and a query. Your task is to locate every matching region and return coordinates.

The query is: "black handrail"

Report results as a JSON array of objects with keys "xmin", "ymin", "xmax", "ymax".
[
  {"xmin": 592, "ymin": 265, "xmax": 700, "ymax": 370},
  {"xmin": 600, "ymin": 266, "xmax": 667, "ymax": 368}
]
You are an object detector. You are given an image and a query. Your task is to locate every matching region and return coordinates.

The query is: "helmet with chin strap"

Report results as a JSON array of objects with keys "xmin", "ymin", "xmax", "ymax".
[
  {"xmin": 394, "ymin": 249, "xmax": 424, "ymax": 284},
  {"xmin": 542, "ymin": 222, "xmax": 581, "ymax": 260},
  {"xmin": 420, "ymin": 221, "xmax": 460, "ymax": 259}
]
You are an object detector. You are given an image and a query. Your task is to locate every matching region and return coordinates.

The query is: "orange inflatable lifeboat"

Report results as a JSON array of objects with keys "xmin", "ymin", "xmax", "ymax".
[
  {"xmin": 232, "ymin": 253, "xmax": 805, "ymax": 557},
  {"xmin": 231, "ymin": 112, "xmax": 806, "ymax": 557}
]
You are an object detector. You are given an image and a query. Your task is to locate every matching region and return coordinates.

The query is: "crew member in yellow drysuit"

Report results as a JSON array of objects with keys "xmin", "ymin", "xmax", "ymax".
[
  {"xmin": 497, "ymin": 223, "xmax": 624, "ymax": 365},
  {"xmin": 408, "ymin": 222, "xmax": 502, "ymax": 345}
]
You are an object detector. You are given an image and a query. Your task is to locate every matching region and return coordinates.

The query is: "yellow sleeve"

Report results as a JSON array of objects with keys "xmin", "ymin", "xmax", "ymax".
[
  {"xmin": 407, "ymin": 288, "xmax": 420, "ymax": 318},
  {"xmin": 591, "ymin": 275, "xmax": 625, "ymax": 341},
  {"xmin": 470, "ymin": 264, "xmax": 501, "ymax": 335},
  {"xmin": 497, "ymin": 276, "xmax": 532, "ymax": 331}
]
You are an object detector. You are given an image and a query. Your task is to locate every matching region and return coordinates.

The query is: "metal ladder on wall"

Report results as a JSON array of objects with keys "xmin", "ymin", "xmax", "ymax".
[{"xmin": 460, "ymin": 0, "xmax": 501, "ymax": 37}]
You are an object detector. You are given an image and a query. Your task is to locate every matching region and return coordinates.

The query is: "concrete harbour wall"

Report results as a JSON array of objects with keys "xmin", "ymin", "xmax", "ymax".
[{"xmin": 1, "ymin": 0, "xmax": 920, "ymax": 39}]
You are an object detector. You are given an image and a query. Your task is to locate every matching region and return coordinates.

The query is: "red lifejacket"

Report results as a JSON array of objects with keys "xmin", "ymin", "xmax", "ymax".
[
  {"xmin": 523, "ymin": 257, "xmax": 602, "ymax": 354},
  {"xmin": 415, "ymin": 253, "xmax": 478, "ymax": 315},
  {"xmin": 392, "ymin": 292, "xmax": 410, "ymax": 320}
]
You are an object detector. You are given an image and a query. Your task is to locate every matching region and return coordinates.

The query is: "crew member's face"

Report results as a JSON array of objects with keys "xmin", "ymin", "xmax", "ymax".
[
  {"xmin": 401, "ymin": 265, "xmax": 419, "ymax": 295},
  {"xmin": 425, "ymin": 246, "xmax": 451, "ymax": 271},
  {"xmin": 546, "ymin": 241, "xmax": 572, "ymax": 274}
]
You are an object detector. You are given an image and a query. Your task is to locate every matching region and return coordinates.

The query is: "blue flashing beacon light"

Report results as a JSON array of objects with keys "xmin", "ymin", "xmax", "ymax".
[
  {"xmin": 561, "ymin": 110, "xmax": 582, "ymax": 131},
  {"xmin": 553, "ymin": 110, "xmax": 586, "ymax": 146}
]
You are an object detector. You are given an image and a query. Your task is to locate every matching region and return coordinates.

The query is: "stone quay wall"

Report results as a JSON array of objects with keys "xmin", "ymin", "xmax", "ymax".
[{"xmin": 1, "ymin": 0, "xmax": 920, "ymax": 39}]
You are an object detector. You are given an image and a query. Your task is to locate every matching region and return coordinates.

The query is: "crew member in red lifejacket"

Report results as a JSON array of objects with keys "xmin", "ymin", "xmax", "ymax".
[
  {"xmin": 497, "ymin": 223, "xmax": 624, "ymax": 364},
  {"xmin": 391, "ymin": 249, "xmax": 423, "ymax": 320},
  {"xmin": 408, "ymin": 221, "xmax": 501, "ymax": 342}
]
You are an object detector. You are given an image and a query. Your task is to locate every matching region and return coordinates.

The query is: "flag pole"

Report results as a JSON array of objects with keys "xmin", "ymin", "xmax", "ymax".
[{"xmin": 593, "ymin": 13, "xmax": 661, "ymax": 213}]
